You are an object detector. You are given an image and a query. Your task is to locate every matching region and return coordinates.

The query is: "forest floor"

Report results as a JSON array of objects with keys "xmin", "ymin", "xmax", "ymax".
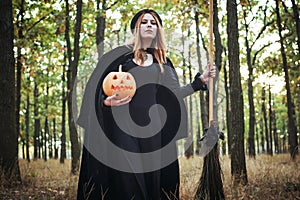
[{"xmin": 0, "ymin": 154, "xmax": 299, "ymax": 200}]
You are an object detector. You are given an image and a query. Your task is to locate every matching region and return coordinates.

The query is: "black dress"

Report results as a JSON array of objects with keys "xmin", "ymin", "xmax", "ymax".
[{"xmin": 77, "ymin": 45, "xmax": 207, "ymax": 200}]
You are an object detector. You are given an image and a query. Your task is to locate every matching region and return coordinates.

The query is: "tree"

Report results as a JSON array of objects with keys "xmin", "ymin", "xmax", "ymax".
[
  {"xmin": 25, "ymin": 87, "xmax": 30, "ymax": 162},
  {"xmin": 242, "ymin": 1, "xmax": 256, "ymax": 158},
  {"xmin": 15, "ymin": 0, "xmax": 25, "ymax": 144},
  {"xmin": 213, "ymin": 0, "xmax": 223, "ymax": 122},
  {"xmin": 0, "ymin": 0, "xmax": 21, "ymax": 181},
  {"xmin": 194, "ymin": 0, "xmax": 209, "ymax": 138},
  {"xmin": 33, "ymin": 81, "xmax": 41, "ymax": 159},
  {"xmin": 95, "ymin": 0, "xmax": 120, "ymax": 58},
  {"xmin": 65, "ymin": 0, "xmax": 83, "ymax": 174},
  {"xmin": 275, "ymin": 0, "xmax": 298, "ymax": 160},
  {"xmin": 60, "ymin": 50, "xmax": 67, "ymax": 164},
  {"xmin": 187, "ymin": 28, "xmax": 195, "ymax": 157},
  {"xmin": 261, "ymin": 85, "xmax": 270, "ymax": 154},
  {"xmin": 194, "ymin": 0, "xmax": 209, "ymax": 154},
  {"xmin": 240, "ymin": 0, "xmax": 276, "ymax": 158},
  {"xmin": 227, "ymin": 0, "xmax": 247, "ymax": 185},
  {"xmin": 290, "ymin": 0, "xmax": 300, "ymax": 55},
  {"xmin": 268, "ymin": 84, "xmax": 274, "ymax": 155}
]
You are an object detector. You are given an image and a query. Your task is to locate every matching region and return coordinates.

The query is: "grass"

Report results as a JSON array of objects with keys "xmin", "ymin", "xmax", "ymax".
[
  {"xmin": 0, "ymin": 154, "xmax": 299, "ymax": 199},
  {"xmin": 180, "ymin": 154, "xmax": 300, "ymax": 200},
  {"xmin": 0, "ymin": 159, "xmax": 78, "ymax": 199}
]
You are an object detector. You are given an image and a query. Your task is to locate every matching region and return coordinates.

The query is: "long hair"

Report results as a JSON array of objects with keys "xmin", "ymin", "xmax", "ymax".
[{"xmin": 129, "ymin": 12, "xmax": 167, "ymax": 72}]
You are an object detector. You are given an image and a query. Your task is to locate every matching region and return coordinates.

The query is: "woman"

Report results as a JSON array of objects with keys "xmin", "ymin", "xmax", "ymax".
[{"xmin": 77, "ymin": 9, "xmax": 215, "ymax": 200}]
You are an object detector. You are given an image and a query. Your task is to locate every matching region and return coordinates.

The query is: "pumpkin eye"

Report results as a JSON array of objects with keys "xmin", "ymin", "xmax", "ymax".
[
  {"xmin": 113, "ymin": 75, "xmax": 118, "ymax": 80},
  {"xmin": 126, "ymin": 75, "xmax": 131, "ymax": 80}
]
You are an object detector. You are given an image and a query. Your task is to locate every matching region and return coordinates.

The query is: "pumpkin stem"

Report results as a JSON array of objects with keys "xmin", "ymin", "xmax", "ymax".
[{"xmin": 119, "ymin": 65, "xmax": 122, "ymax": 72}]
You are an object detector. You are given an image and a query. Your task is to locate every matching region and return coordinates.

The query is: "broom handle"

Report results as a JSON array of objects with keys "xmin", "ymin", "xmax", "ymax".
[{"xmin": 209, "ymin": 0, "xmax": 214, "ymax": 123}]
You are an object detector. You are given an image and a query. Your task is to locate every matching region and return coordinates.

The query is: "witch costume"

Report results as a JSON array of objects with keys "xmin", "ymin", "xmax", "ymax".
[{"xmin": 77, "ymin": 10, "xmax": 207, "ymax": 200}]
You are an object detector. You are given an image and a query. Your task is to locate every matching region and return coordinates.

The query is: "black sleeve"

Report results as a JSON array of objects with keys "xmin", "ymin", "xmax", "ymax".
[{"xmin": 160, "ymin": 60, "xmax": 207, "ymax": 99}]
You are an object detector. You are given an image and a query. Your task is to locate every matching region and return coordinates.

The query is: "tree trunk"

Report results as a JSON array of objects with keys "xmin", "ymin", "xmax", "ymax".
[
  {"xmin": 223, "ymin": 53, "xmax": 232, "ymax": 155},
  {"xmin": 213, "ymin": 0, "xmax": 223, "ymax": 122},
  {"xmin": 45, "ymin": 69, "xmax": 50, "ymax": 160},
  {"xmin": 20, "ymin": 124, "xmax": 25, "ymax": 159},
  {"xmin": 194, "ymin": 2, "xmax": 206, "ymax": 154},
  {"xmin": 227, "ymin": 0, "xmax": 247, "ymax": 185},
  {"xmin": 53, "ymin": 118, "xmax": 59, "ymax": 159},
  {"xmin": 282, "ymin": 124, "xmax": 287, "ymax": 153},
  {"xmin": 96, "ymin": 0, "xmax": 106, "ymax": 58},
  {"xmin": 275, "ymin": 0, "xmax": 298, "ymax": 160},
  {"xmin": 188, "ymin": 29, "xmax": 194, "ymax": 157},
  {"xmin": 21, "ymin": 138, "xmax": 25, "ymax": 159},
  {"xmin": 182, "ymin": 67, "xmax": 191, "ymax": 158},
  {"xmin": 194, "ymin": 0, "xmax": 209, "ymax": 137},
  {"xmin": 262, "ymin": 87, "xmax": 270, "ymax": 154},
  {"xmin": 180, "ymin": 30, "xmax": 192, "ymax": 158},
  {"xmin": 25, "ymin": 92, "xmax": 30, "ymax": 162},
  {"xmin": 268, "ymin": 84, "xmax": 273, "ymax": 155},
  {"xmin": 255, "ymin": 124, "xmax": 260, "ymax": 154},
  {"xmin": 38, "ymin": 120, "xmax": 42, "ymax": 158},
  {"xmin": 0, "ymin": 0, "xmax": 21, "ymax": 181},
  {"xmin": 16, "ymin": 0, "xmax": 25, "ymax": 146},
  {"xmin": 272, "ymin": 110, "xmax": 278, "ymax": 154},
  {"xmin": 60, "ymin": 52, "xmax": 67, "ymax": 164},
  {"xmin": 259, "ymin": 118, "xmax": 265, "ymax": 153},
  {"xmin": 221, "ymin": 107, "xmax": 226, "ymax": 155},
  {"xmin": 195, "ymin": 99, "xmax": 201, "ymax": 155},
  {"xmin": 33, "ymin": 81, "xmax": 39, "ymax": 160},
  {"xmin": 242, "ymin": 6, "xmax": 256, "ymax": 158},
  {"xmin": 65, "ymin": 0, "xmax": 82, "ymax": 174},
  {"xmin": 213, "ymin": 0, "xmax": 223, "ymax": 73},
  {"xmin": 290, "ymin": 0, "xmax": 300, "ymax": 55},
  {"xmin": 298, "ymin": 93, "xmax": 300, "ymax": 150},
  {"xmin": 44, "ymin": 117, "xmax": 48, "ymax": 161},
  {"xmin": 200, "ymin": 45, "xmax": 209, "ymax": 133}
]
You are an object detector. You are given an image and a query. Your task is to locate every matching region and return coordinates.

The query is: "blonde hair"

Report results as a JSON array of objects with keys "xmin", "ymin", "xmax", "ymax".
[{"xmin": 129, "ymin": 12, "xmax": 167, "ymax": 72}]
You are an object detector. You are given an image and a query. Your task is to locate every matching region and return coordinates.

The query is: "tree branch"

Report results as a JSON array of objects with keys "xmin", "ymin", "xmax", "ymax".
[
  {"xmin": 26, "ymin": 11, "xmax": 54, "ymax": 35},
  {"xmin": 250, "ymin": 20, "xmax": 274, "ymax": 50},
  {"xmin": 252, "ymin": 42, "xmax": 275, "ymax": 66},
  {"xmin": 105, "ymin": 0, "xmax": 119, "ymax": 10}
]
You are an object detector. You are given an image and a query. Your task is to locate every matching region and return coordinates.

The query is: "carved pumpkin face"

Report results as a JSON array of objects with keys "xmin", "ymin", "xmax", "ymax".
[{"xmin": 102, "ymin": 65, "xmax": 136, "ymax": 99}]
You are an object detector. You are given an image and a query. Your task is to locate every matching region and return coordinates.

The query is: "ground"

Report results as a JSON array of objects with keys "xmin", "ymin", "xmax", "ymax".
[{"xmin": 0, "ymin": 154, "xmax": 299, "ymax": 199}]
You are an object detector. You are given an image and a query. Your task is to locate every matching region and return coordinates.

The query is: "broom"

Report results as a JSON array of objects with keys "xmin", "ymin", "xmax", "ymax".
[{"xmin": 194, "ymin": 0, "xmax": 225, "ymax": 199}]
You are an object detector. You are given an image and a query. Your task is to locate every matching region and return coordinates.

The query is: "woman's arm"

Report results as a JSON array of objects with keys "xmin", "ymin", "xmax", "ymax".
[{"xmin": 161, "ymin": 61, "xmax": 209, "ymax": 99}]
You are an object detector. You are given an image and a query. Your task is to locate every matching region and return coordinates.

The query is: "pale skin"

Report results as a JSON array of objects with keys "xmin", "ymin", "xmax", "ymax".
[{"xmin": 104, "ymin": 13, "xmax": 216, "ymax": 107}]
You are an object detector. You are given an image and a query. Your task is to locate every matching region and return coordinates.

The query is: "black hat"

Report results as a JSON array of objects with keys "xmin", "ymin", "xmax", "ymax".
[{"xmin": 130, "ymin": 9, "xmax": 163, "ymax": 33}]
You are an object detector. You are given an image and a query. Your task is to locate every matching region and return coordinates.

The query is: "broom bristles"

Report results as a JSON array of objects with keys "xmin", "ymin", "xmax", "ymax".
[{"xmin": 194, "ymin": 144, "xmax": 225, "ymax": 200}]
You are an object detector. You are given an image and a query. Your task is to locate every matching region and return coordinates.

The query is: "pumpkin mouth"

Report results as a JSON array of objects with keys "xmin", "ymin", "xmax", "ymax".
[{"xmin": 111, "ymin": 85, "xmax": 134, "ymax": 91}]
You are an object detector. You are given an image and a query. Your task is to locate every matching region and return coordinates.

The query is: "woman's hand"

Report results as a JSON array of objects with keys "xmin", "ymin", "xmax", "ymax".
[
  {"xmin": 201, "ymin": 63, "xmax": 216, "ymax": 83},
  {"xmin": 103, "ymin": 94, "xmax": 132, "ymax": 106}
]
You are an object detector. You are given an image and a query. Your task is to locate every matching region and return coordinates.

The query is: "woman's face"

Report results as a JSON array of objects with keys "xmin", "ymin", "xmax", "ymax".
[{"xmin": 139, "ymin": 13, "xmax": 158, "ymax": 41}]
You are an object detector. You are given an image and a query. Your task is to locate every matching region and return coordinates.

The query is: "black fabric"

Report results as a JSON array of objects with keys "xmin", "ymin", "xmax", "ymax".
[{"xmin": 77, "ymin": 45, "xmax": 207, "ymax": 200}]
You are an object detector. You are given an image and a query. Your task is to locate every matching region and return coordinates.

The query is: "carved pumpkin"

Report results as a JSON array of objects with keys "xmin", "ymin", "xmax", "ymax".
[{"xmin": 102, "ymin": 65, "xmax": 136, "ymax": 99}]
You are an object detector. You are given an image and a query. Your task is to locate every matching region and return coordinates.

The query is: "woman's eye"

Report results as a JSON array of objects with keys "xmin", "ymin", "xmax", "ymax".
[{"xmin": 141, "ymin": 20, "xmax": 157, "ymax": 25}]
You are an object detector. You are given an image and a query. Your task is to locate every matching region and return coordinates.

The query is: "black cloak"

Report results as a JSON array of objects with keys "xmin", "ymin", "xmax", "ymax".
[{"xmin": 76, "ymin": 45, "xmax": 207, "ymax": 200}]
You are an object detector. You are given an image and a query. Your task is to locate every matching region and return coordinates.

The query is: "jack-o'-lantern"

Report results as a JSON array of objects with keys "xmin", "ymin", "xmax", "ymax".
[{"xmin": 102, "ymin": 65, "xmax": 136, "ymax": 99}]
